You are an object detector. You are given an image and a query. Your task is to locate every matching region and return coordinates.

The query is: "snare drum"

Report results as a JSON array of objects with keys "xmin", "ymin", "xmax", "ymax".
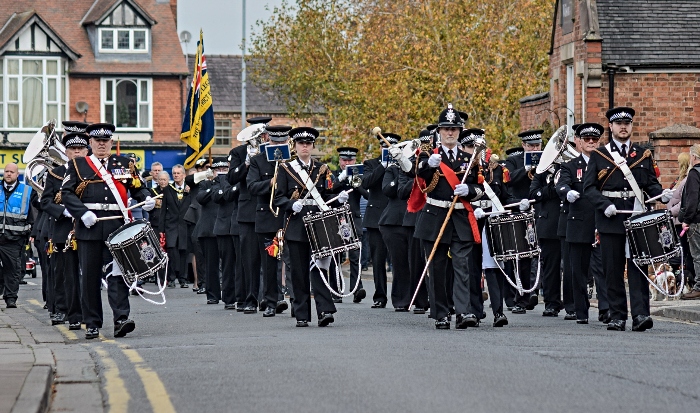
[
  {"xmin": 624, "ymin": 210, "xmax": 680, "ymax": 265},
  {"xmin": 303, "ymin": 204, "xmax": 361, "ymax": 261},
  {"xmin": 485, "ymin": 211, "xmax": 539, "ymax": 261},
  {"xmin": 106, "ymin": 220, "xmax": 167, "ymax": 285}
]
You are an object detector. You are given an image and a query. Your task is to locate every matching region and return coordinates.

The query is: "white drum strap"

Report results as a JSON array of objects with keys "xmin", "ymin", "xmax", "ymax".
[
  {"xmin": 89, "ymin": 154, "xmax": 129, "ymax": 223},
  {"xmin": 291, "ymin": 159, "xmax": 330, "ymax": 212},
  {"xmin": 311, "ymin": 245, "xmax": 362, "ymax": 298},
  {"xmin": 482, "ymin": 181, "xmax": 504, "ymax": 212},
  {"xmin": 494, "ymin": 256, "xmax": 541, "ymax": 295},
  {"xmin": 606, "ymin": 145, "xmax": 644, "ymax": 213}
]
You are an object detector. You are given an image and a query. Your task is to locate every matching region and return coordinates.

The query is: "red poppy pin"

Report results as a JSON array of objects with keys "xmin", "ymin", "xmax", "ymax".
[{"xmin": 630, "ymin": 151, "xmax": 637, "ymax": 158}]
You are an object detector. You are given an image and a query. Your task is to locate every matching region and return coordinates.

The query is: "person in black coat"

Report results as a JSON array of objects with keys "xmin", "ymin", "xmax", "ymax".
[
  {"xmin": 61, "ymin": 123, "xmax": 154, "ymax": 340},
  {"xmin": 212, "ymin": 174, "xmax": 241, "ymax": 310},
  {"xmin": 273, "ymin": 127, "xmax": 350, "ymax": 327},
  {"xmin": 557, "ymin": 123, "xmax": 605, "ymax": 323},
  {"xmin": 583, "ymin": 108, "xmax": 668, "ymax": 331}
]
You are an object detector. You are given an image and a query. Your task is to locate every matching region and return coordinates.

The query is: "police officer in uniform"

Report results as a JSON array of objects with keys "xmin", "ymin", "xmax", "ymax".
[
  {"xmin": 212, "ymin": 166, "xmax": 241, "ymax": 310},
  {"xmin": 273, "ymin": 127, "xmax": 350, "ymax": 327},
  {"xmin": 40, "ymin": 123, "xmax": 88, "ymax": 329},
  {"xmin": 61, "ymin": 123, "xmax": 155, "ymax": 339},
  {"xmin": 415, "ymin": 104, "xmax": 486, "ymax": 329},
  {"xmin": 583, "ymin": 107, "xmax": 670, "ymax": 331}
]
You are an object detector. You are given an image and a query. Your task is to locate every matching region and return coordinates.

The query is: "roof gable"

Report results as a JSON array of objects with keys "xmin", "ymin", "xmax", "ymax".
[
  {"xmin": 82, "ymin": 0, "xmax": 156, "ymax": 26},
  {"xmin": 0, "ymin": 10, "xmax": 80, "ymax": 60}
]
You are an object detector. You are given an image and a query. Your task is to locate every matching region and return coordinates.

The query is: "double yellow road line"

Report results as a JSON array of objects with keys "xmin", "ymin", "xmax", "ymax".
[{"xmin": 26, "ymin": 299, "xmax": 176, "ymax": 412}]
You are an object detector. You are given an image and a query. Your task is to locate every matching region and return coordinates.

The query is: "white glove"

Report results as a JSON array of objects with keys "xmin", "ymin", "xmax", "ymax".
[
  {"xmin": 193, "ymin": 170, "xmax": 209, "ymax": 184},
  {"xmin": 454, "ymin": 184, "xmax": 470, "ymax": 197},
  {"xmin": 525, "ymin": 164, "xmax": 532, "ymax": 172},
  {"xmin": 338, "ymin": 170, "xmax": 348, "ymax": 182},
  {"xmin": 142, "ymin": 196, "xmax": 156, "ymax": 212},
  {"xmin": 81, "ymin": 211, "xmax": 98, "ymax": 228},
  {"xmin": 380, "ymin": 161, "xmax": 388, "ymax": 168},
  {"xmin": 428, "ymin": 154, "xmax": 442, "ymax": 168},
  {"xmin": 473, "ymin": 207, "xmax": 486, "ymax": 220},
  {"xmin": 337, "ymin": 190, "xmax": 349, "ymax": 204},
  {"xmin": 388, "ymin": 146, "xmax": 403, "ymax": 160},
  {"xmin": 566, "ymin": 190, "xmax": 580, "ymax": 203},
  {"xmin": 604, "ymin": 204, "xmax": 617, "ymax": 217},
  {"xmin": 247, "ymin": 145, "xmax": 259, "ymax": 158},
  {"xmin": 245, "ymin": 154, "xmax": 251, "ymax": 166},
  {"xmin": 519, "ymin": 199, "xmax": 531, "ymax": 211},
  {"xmin": 292, "ymin": 200, "xmax": 304, "ymax": 213},
  {"xmin": 206, "ymin": 169, "xmax": 214, "ymax": 179},
  {"xmin": 397, "ymin": 157, "xmax": 413, "ymax": 173},
  {"xmin": 660, "ymin": 188, "xmax": 674, "ymax": 203},
  {"xmin": 62, "ymin": 209, "xmax": 72, "ymax": 218}
]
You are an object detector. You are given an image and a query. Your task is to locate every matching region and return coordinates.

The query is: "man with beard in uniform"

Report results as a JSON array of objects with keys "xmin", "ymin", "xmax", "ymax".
[
  {"xmin": 40, "ymin": 122, "xmax": 88, "ymax": 329},
  {"xmin": 557, "ymin": 123, "xmax": 604, "ymax": 324},
  {"xmin": 504, "ymin": 130, "xmax": 543, "ymax": 314},
  {"xmin": 583, "ymin": 107, "xmax": 669, "ymax": 331},
  {"xmin": 329, "ymin": 147, "xmax": 369, "ymax": 303},
  {"xmin": 247, "ymin": 125, "xmax": 293, "ymax": 317},
  {"xmin": 362, "ymin": 133, "xmax": 396, "ymax": 308},
  {"xmin": 415, "ymin": 104, "xmax": 486, "ymax": 330},
  {"xmin": 61, "ymin": 123, "xmax": 155, "ymax": 339}
]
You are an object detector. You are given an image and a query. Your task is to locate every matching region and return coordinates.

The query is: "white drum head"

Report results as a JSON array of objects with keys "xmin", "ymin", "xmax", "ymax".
[{"xmin": 110, "ymin": 223, "xmax": 147, "ymax": 244}]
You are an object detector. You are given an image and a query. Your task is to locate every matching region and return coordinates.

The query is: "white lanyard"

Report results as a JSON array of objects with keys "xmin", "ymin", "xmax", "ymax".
[
  {"xmin": 605, "ymin": 143, "xmax": 644, "ymax": 213},
  {"xmin": 291, "ymin": 159, "xmax": 329, "ymax": 211},
  {"xmin": 89, "ymin": 154, "xmax": 129, "ymax": 222}
]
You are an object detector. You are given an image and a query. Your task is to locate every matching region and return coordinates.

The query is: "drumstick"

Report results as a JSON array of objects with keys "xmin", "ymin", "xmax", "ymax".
[
  {"xmin": 126, "ymin": 193, "xmax": 163, "ymax": 211},
  {"xmin": 326, "ymin": 189, "xmax": 353, "ymax": 204},
  {"xmin": 645, "ymin": 190, "xmax": 673, "ymax": 203},
  {"xmin": 95, "ymin": 216, "xmax": 124, "ymax": 222},
  {"xmin": 371, "ymin": 127, "xmax": 394, "ymax": 148},
  {"xmin": 480, "ymin": 200, "xmax": 535, "ymax": 216},
  {"xmin": 616, "ymin": 210, "xmax": 645, "ymax": 214}
]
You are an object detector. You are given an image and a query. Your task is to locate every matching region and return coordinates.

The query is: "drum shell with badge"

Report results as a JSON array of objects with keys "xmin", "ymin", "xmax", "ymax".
[
  {"xmin": 106, "ymin": 220, "xmax": 167, "ymax": 284},
  {"xmin": 485, "ymin": 211, "xmax": 540, "ymax": 261},
  {"xmin": 624, "ymin": 210, "xmax": 680, "ymax": 265},
  {"xmin": 302, "ymin": 204, "xmax": 361, "ymax": 260}
]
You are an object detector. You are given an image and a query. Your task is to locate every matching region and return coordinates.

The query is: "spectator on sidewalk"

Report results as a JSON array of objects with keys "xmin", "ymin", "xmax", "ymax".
[
  {"xmin": 680, "ymin": 144, "xmax": 700, "ymax": 299},
  {"xmin": 669, "ymin": 152, "xmax": 695, "ymax": 289}
]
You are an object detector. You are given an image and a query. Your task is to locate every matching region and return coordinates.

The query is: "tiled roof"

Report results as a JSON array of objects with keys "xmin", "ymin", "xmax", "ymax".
[
  {"xmin": 597, "ymin": 0, "xmax": 700, "ymax": 68},
  {"xmin": 81, "ymin": 0, "xmax": 156, "ymax": 26},
  {"xmin": 0, "ymin": 0, "xmax": 186, "ymax": 75}
]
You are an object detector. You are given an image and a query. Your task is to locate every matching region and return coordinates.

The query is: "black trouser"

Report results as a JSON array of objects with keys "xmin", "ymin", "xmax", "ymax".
[
  {"xmin": 41, "ymin": 237, "xmax": 53, "ymax": 310},
  {"xmin": 231, "ymin": 235, "xmax": 246, "ymax": 306},
  {"xmin": 589, "ymin": 244, "xmax": 608, "ymax": 311},
  {"xmin": 561, "ymin": 237, "xmax": 574, "ymax": 313},
  {"xmin": 52, "ymin": 246, "xmax": 81, "ymax": 324},
  {"xmin": 279, "ymin": 246, "xmax": 294, "ymax": 302},
  {"xmin": 190, "ymin": 225, "xmax": 206, "ymax": 287},
  {"xmin": 258, "ymin": 232, "xmax": 280, "ymax": 309},
  {"xmin": 199, "ymin": 237, "xmax": 220, "ymax": 301},
  {"xmin": 367, "ymin": 228, "xmax": 388, "ymax": 304},
  {"xmin": 408, "ymin": 231, "xmax": 428, "ymax": 309},
  {"xmin": 677, "ymin": 224, "xmax": 696, "ymax": 288},
  {"xmin": 239, "ymin": 222, "xmax": 261, "ymax": 308},
  {"xmin": 505, "ymin": 258, "xmax": 532, "ymax": 308},
  {"xmin": 217, "ymin": 235, "xmax": 237, "ymax": 305},
  {"xmin": 287, "ymin": 240, "xmax": 336, "ymax": 322},
  {"xmin": 468, "ymin": 243, "xmax": 485, "ymax": 317},
  {"xmin": 380, "ymin": 225, "xmax": 412, "ymax": 309},
  {"xmin": 539, "ymin": 238, "xmax": 562, "ymax": 311},
  {"xmin": 423, "ymin": 231, "xmax": 473, "ymax": 320},
  {"xmin": 599, "ymin": 232, "xmax": 650, "ymax": 320},
  {"xmin": 0, "ymin": 242, "xmax": 22, "ymax": 301},
  {"xmin": 568, "ymin": 242, "xmax": 592, "ymax": 320},
  {"xmin": 166, "ymin": 247, "xmax": 188, "ymax": 285},
  {"xmin": 35, "ymin": 237, "xmax": 47, "ymax": 302},
  {"xmin": 77, "ymin": 240, "xmax": 129, "ymax": 329},
  {"xmin": 49, "ymin": 248, "xmax": 67, "ymax": 315}
]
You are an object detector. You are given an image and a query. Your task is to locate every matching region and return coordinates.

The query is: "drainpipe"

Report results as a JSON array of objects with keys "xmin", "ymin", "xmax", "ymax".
[{"xmin": 606, "ymin": 63, "xmax": 618, "ymax": 110}]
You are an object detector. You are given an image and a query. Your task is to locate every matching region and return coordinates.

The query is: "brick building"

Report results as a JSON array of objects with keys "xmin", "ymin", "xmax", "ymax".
[
  {"xmin": 0, "ymin": 0, "xmax": 187, "ymax": 171},
  {"xmin": 519, "ymin": 0, "xmax": 700, "ymax": 187}
]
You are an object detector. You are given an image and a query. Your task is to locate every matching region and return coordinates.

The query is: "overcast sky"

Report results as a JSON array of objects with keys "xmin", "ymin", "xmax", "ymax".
[{"xmin": 177, "ymin": 0, "xmax": 286, "ymax": 55}]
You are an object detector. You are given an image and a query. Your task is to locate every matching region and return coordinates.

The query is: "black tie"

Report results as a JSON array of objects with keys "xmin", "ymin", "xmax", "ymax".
[
  {"xmin": 620, "ymin": 144, "xmax": 627, "ymax": 158},
  {"xmin": 448, "ymin": 150, "xmax": 455, "ymax": 163}
]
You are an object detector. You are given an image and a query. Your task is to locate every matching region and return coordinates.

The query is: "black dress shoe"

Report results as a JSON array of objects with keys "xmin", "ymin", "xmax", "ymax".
[
  {"xmin": 130, "ymin": 289, "xmax": 138, "ymax": 296},
  {"xmin": 296, "ymin": 320, "xmax": 309, "ymax": 327},
  {"xmin": 114, "ymin": 319, "xmax": 135, "ymax": 338},
  {"xmin": 6, "ymin": 300, "xmax": 17, "ymax": 309},
  {"xmin": 259, "ymin": 299, "xmax": 268, "ymax": 311},
  {"xmin": 576, "ymin": 319, "xmax": 589, "ymax": 324},
  {"xmin": 456, "ymin": 313, "xmax": 478, "ymax": 329},
  {"xmin": 563, "ymin": 312, "xmax": 577, "ymax": 320},
  {"xmin": 196, "ymin": 288, "xmax": 206, "ymax": 294},
  {"xmin": 353, "ymin": 288, "xmax": 366, "ymax": 303},
  {"xmin": 318, "ymin": 312, "xmax": 335, "ymax": 327},
  {"xmin": 207, "ymin": 299, "xmax": 219, "ymax": 304},
  {"xmin": 167, "ymin": 281, "xmax": 176, "ymax": 288},
  {"xmin": 542, "ymin": 308, "xmax": 559, "ymax": 317},
  {"xmin": 85, "ymin": 328, "xmax": 99, "ymax": 339},
  {"xmin": 607, "ymin": 319, "xmax": 626, "ymax": 331},
  {"xmin": 243, "ymin": 306, "xmax": 257, "ymax": 314},
  {"xmin": 224, "ymin": 304, "xmax": 236, "ymax": 310},
  {"xmin": 237, "ymin": 304, "xmax": 245, "ymax": 312},
  {"xmin": 263, "ymin": 307, "xmax": 276, "ymax": 317},
  {"xmin": 526, "ymin": 295, "xmax": 538, "ymax": 310},
  {"xmin": 371, "ymin": 301, "xmax": 386, "ymax": 308},
  {"xmin": 19, "ymin": 279, "xmax": 27, "ymax": 284},
  {"xmin": 276, "ymin": 301, "xmax": 288, "ymax": 313},
  {"xmin": 435, "ymin": 317, "xmax": 450, "ymax": 330},
  {"xmin": 51, "ymin": 313, "xmax": 67, "ymax": 325},
  {"xmin": 511, "ymin": 305, "xmax": 526, "ymax": 314},
  {"xmin": 493, "ymin": 313, "xmax": 509, "ymax": 327},
  {"xmin": 180, "ymin": 283, "xmax": 189, "ymax": 288},
  {"xmin": 598, "ymin": 310, "xmax": 611, "ymax": 324},
  {"xmin": 413, "ymin": 307, "xmax": 426, "ymax": 315},
  {"xmin": 632, "ymin": 315, "xmax": 653, "ymax": 332},
  {"xmin": 505, "ymin": 306, "xmax": 514, "ymax": 311},
  {"xmin": 68, "ymin": 322, "xmax": 81, "ymax": 331},
  {"xmin": 332, "ymin": 297, "xmax": 343, "ymax": 304},
  {"xmin": 43, "ymin": 303, "xmax": 48, "ymax": 309},
  {"xmin": 394, "ymin": 307, "xmax": 408, "ymax": 312}
]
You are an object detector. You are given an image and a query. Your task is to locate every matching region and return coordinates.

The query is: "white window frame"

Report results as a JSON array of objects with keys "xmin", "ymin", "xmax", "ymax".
[
  {"xmin": 101, "ymin": 77, "xmax": 152, "ymax": 131},
  {"xmin": 98, "ymin": 28, "xmax": 149, "ymax": 53},
  {"xmin": 566, "ymin": 64, "xmax": 575, "ymax": 131},
  {"xmin": 0, "ymin": 56, "xmax": 66, "ymax": 130}
]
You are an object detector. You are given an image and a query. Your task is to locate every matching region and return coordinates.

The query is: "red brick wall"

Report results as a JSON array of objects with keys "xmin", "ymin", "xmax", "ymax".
[
  {"xmin": 152, "ymin": 77, "xmax": 186, "ymax": 143},
  {"xmin": 519, "ymin": 95, "xmax": 552, "ymax": 131},
  {"xmin": 68, "ymin": 78, "xmax": 101, "ymax": 124}
]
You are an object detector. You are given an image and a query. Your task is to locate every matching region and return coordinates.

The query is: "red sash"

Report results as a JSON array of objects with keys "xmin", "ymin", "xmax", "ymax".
[
  {"xmin": 437, "ymin": 149, "xmax": 481, "ymax": 244},
  {"xmin": 85, "ymin": 156, "xmax": 130, "ymax": 218},
  {"xmin": 407, "ymin": 148, "xmax": 427, "ymax": 213}
]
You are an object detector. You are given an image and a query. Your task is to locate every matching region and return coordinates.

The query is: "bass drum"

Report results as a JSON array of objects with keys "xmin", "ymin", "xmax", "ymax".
[
  {"xmin": 485, "ymin": 211, "xmax": 539, "ymax": 261},
  {"xmin": 107, "ymin": 220, "xmax": 167, "ymax": 285}
]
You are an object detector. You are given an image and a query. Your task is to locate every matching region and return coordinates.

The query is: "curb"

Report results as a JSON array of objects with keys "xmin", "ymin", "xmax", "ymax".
[
  {"xmin": 11, "ymin": 365, "xmax": 54, "ymax": 413},
  {"xmin": 651, "ymin": 306, "xmax": 700, "ymax": 322}
]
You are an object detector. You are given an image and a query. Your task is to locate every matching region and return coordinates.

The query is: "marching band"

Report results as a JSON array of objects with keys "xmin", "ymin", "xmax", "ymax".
[{"xmin": 13, "ymin": 102, "xmax": 685, "ymax": 338}]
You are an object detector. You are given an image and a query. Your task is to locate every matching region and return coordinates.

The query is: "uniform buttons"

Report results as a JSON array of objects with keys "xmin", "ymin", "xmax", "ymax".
[
  {"xmin": 105, "ymin": 187, "xmax": 108, "ymax": 190},
  {"xmin": 105, "ymin": 197, "xmax": 108, "ymax": 200}
]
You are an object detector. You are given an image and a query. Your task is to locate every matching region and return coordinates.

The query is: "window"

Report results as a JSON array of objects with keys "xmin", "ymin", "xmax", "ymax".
[
  {"xmin": 102, "ymin": 78, "xmax": 151, "ymax": 129},
  {"xmin": 215, "ymin": 120, "xmax": 232, "ymax": 146},
  {"xmin": 566, "ymin": 64, "xmax": 575, "ymax": 131},
  {"xmin": 0, "ymin": 57, "xmax": 66, "ymax": 129},
  {"xmin": 99, "ymin": 28, "xmax": 148, "ymax": 53}
]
